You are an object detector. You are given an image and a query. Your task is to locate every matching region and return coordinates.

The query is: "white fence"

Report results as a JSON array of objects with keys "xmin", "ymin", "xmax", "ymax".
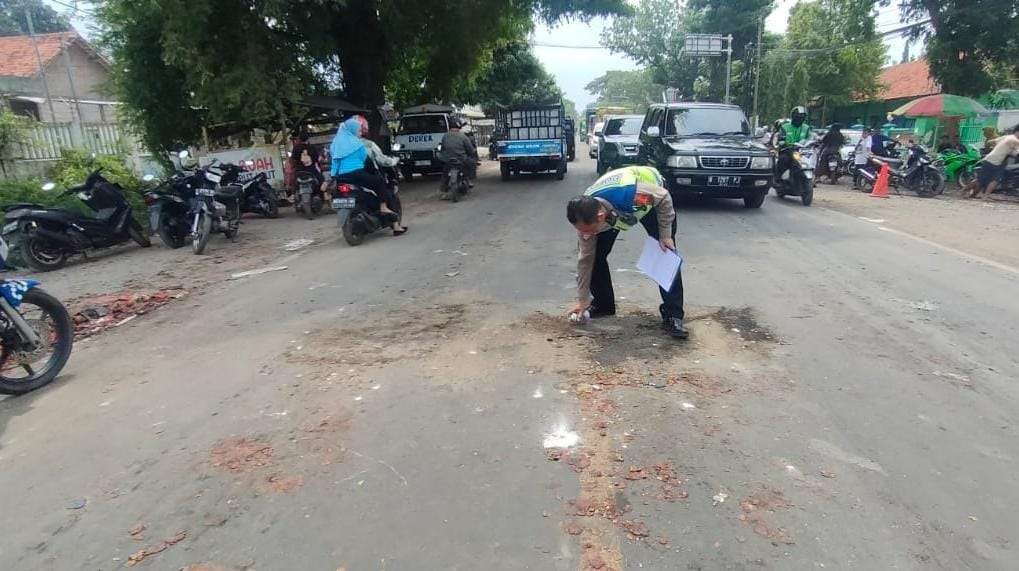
[{"xmin": 15, "ymin": 122, "xmax": 128, "ymax": 160}]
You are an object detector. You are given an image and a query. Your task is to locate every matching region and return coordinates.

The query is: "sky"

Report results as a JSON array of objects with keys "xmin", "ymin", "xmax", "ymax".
[{"xmin": 532, "ymin": 1, "xmax": 922, "ymax": 111}]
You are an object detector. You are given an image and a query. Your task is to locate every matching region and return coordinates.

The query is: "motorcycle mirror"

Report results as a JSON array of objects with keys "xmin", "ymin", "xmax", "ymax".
[
  {"xmin": 142, "ymin": 174, "xmax": 155, "ymax": 182},
  {"xmin": 178, "ymin": 150, "xmax": 190, "ymax": 160},
  {"xmin": 41, "ymin": 182, "xmax": 57, "ymax": 191}
]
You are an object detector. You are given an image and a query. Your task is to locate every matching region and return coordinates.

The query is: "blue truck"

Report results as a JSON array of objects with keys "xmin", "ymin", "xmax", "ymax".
[{"xmin": 494, "ymin": 103, "xmax": 568, "ymax": 181}]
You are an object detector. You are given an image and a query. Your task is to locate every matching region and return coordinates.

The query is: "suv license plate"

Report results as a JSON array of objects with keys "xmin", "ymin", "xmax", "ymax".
[
  {"xmin": 197, "ymin": 188, "xmax": 216, "ymax": 196},
  {"xmin": 415, "ymin": 160, "xmax": 431, "ymax": 166},
  {"xmin": 332, "ymin": 197, "xmax": 356, "ymax": 209},
  {"xmin": 708, "ymin": 176, "xmax": 741, "ymax": 187}
]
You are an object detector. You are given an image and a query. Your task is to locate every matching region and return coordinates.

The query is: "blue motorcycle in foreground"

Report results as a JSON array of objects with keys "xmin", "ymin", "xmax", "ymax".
[{"xmin": 0, "ymin": 236, "xmax": 73, "ymax": 395}]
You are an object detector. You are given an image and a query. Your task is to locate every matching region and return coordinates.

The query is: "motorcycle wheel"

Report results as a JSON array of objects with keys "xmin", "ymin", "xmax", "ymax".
[
  {"xmin": 304, "ymin": 197, "xmax": 315, "ymax": 220},
  {"xmin": 958, "ymin": 170, "xmax": 976, "ymax": 191},
  {"xmin": 800, "ymin": 179, "xmax": 814, "ymax": 206},
  {"xmin": 128, "ymin": 219, "xmax": 151, "ymax": 248},
  {"xmin": 157, "ymin": 219, "xmax": 185, "ymax": 249},
  {"xmin": 192, "ymin": 212, "xmax": 213, "ymax": 255},
  {"xmin": 0, "ymin": 288, "xmax": 74, "ymax": 395},
  {"xmin": 311, "ymin": 195, "xmax": 324, "ymax": 215},
  {"xmin": 263, "ymin": 192, "xmax": 280, "ymax": 219},
  {"xmin": 22, "ymin": 237, "xmax": 67, "ymax": 272},
  {"xmin": 342, "ymin": 216, "xmax": 364, "ymax": 246}
]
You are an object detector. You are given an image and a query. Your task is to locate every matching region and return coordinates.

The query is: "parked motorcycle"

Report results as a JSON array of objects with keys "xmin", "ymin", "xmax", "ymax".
[
  {"xmin": 858, "ymin": 144, "xmax": 945, "ymax": 197},
  {"xmin": 940, "ymin": 148, "xmax": 981, "ymax": 189},
  {"xmin": 218, "ymin": 161, "xmax": 280, "ymax": 218},
  {"xmin": 294, "ymin": 172, "xmax": 325, "ymax": 220},
  {"xmin": 1, "ymin": 169, "xmax": 150, "ymax": 271},
  {"xmin": 0, "ymin": 235, "xmax": 74, "ymax": 395},
  {"xmin": 144, "ymin": 170, "xmax": 193, "ymax": 249},
  {"xmin": 179, "ymin": 152, "xmax": 241, "ymax": 254},
  {"xmin": 772, "ymin": 141, "xmax": 817, "ymax": 206},
  {"xmin": 970, "ymin": 160, "xmax": 1019, "ymax": 195}
]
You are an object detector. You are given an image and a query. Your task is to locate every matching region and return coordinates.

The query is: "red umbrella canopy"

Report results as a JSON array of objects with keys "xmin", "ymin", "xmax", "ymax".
[{"xmin": 891, "ymin": 94, "xmax": 990, "ymax": 118}]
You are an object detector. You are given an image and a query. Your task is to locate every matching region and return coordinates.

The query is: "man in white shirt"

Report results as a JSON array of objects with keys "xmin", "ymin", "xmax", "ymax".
[
  {"xmin": 970, "ymin": 124, "xmax": 1019, "ymax": 198},
  {"xmin": 852, "ymin": 127, "xmax": 872, "ymax": 189}
]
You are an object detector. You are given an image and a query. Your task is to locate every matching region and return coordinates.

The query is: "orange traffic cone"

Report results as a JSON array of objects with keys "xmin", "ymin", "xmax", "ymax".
[{"xmin": 870, "ymin": 162, "xmax": 890, "ymax": 198}]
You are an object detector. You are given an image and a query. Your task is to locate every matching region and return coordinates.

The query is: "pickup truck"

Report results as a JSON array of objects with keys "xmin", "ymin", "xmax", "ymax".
[
  {"xmin": 638, "ymin": 102, "xmax": 773, "ymax": 209},
  {"xmin": 494, "ymin": 104, "xmax": 568, "ymax": 181}
]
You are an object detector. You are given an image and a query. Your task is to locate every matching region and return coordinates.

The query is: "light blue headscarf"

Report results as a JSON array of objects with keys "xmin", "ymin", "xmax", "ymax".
[{"xmin": 330, "ymin": 117, "xmax": 368, "ymax": 176}]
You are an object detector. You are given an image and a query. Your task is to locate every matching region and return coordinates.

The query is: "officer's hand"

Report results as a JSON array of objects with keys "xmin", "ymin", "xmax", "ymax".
[
  {"xmin": 569, "ymin": 302, "xmax": 588, "ymax": 317},
  {"xmin": 659, "ymin": 237, "xmax": 675, "ymax": 252}
]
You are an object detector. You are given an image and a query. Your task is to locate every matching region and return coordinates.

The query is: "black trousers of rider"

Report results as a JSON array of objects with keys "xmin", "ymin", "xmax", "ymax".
[
  {"xmin": 337, "ymin": 168, "xmax": 397, "ymax": 212},
  {"xmin": 590, "ymin": 209, "xmax": 684, "ymax": 321},
  {"xmin": 774, "ymin": 151, "xmax": 796, "ymax": 181}
]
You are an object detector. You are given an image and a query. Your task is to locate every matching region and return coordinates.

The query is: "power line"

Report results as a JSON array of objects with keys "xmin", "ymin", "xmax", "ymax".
[{"xmin": 528, "ymin": 40, "xmax": 607, "ymax": 50}]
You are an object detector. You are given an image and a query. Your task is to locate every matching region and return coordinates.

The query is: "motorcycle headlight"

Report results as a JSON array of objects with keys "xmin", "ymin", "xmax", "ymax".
[
  {"xmin": 750, "ymin": 156, "xmax": 771, "ymax": 170},
  {"xmin": 667, "ymin": 155, "xmax": 697, "ymax": 168},
  {"xmin": 792, "ymin": 152, "xmax": 802, "ymax": 162}
]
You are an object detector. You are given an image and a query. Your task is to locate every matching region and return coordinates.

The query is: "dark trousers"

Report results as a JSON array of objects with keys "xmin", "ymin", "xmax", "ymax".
[
  {"xmin": 590, "ymin": 210, "xmax": 685, "ymax": 321},
  {"xmin": 336, "ymin": 169, "xmax": 397, "ymax": 211}
]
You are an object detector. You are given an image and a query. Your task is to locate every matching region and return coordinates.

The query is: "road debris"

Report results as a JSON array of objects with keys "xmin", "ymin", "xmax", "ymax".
[
  {"xmin": 229, "ymin": 266, "xmax": 288, "ymax": 279},
  {"xmin": 65, "ymin": 498, "xmax": 87, "ymax": 510},
  {"xmin": 283, "ymin": 238, "xmax": 314, "ymax": 251},
  {"xmin": 126, "ymin": 530, "xmax": 187, "ymax": 566},
  {"xmin": 128, "ymin": 523, "xmax": 146, "ymax": 540},
  {"xmin": 71, "ymin": 288, "xmax": 187, "ymax": 338},
  {"xmin": 445, "ymin": 271, "xmax": 460, "ymax": 278},
  {"xmin": 712, "ymin": 491, "xmax": 728, "ymax": 505},
  {"xmin": 543, "ymin": 424, "xmax": 580, "ymax": 449},
  {"xmin": 621, "ymin": 520, "xmax": 649, "ymax": 538},
  {"xmin": 532, "ymin": 388, "xmax": 544, "ymax": 398},
  {"xmin": 210, "ymin": 438, "xmax": 273, "ymax": 472},
  {"xmin": 738, "ymin": 489, "xmax": 794, "ymax": 544},
  {"xmin": 911, "ymin": 300, "xmax": 938, "ymax": 311}
]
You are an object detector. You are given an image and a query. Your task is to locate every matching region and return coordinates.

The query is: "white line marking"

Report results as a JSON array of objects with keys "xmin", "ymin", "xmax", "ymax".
[{"xmin": 875, "ymin": 225, "xmax": 1019, "ymax": 277}]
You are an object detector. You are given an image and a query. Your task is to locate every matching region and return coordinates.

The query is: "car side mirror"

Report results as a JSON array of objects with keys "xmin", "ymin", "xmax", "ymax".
[
  {"xmin": 177, "ymin": 150, "xmax": 190, "ymax": 160},
  {"xmin": 646, "ymin": 126, "xmax": 660, "ymax": 138}
]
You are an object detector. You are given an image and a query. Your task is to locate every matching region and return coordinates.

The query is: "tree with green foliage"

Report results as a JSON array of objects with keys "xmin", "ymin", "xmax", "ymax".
[
  {"xmin": 454, "ymin": 41, "xmax": 563, "ymax": 113},
  {"xmin": 604, "ymin": 0, "xmax": 770, "ymax": 105},
  {"xmin": 585, "ymin": 69, "xmax": 665, "ymax": 112},
  {"xmin": 0, "ymin": 108, "xmax": 32, "ymax": 176},
  {"xmin": 0, "ymin": 0, "xmax": 69, "ymax": 36},
  {"xmin": 97, "ymin": 0, "xmax": 628, "ymax": 154},
  {"xmin": 758, "ymin": 0, "xmax": 884, "ymax": 124},
  {"xmin": 901, "ymin": 0, "xmax": 1019, "ymax": 96}
]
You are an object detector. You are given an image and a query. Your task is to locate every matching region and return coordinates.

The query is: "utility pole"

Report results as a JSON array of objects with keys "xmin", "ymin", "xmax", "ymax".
[
  {"xmin": 751, "ymin": 14, "xmax": 763, "ymax": 129},
  {"xmin": 60, "ymin": 34, "xmax": 86, "ymax": 144},
  {"xmin": 724, "ymin": 34, "xmax": 733, "ymax": 104},
  {"xmin": 25, "ymin": 8, "xmax": 57, "ymax": 122}
]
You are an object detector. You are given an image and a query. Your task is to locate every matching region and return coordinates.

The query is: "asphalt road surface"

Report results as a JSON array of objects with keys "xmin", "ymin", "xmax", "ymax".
[{"xmin": 2, "ymin": 149, "xmax": 1017, "ymax": 570}]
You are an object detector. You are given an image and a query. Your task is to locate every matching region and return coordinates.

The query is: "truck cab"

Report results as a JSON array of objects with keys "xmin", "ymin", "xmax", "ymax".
[
  {"xmin": 639, "ymin": 102, "xmax": 773, "ymax": 209},
  {"xmin": 392, "ymin": 104, "xmax": 460, "ymax": 180}
]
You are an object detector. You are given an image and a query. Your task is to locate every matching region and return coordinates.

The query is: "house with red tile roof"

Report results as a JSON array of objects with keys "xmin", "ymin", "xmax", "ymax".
[
  {"xmin": 830, "ymin": 59, "xmax": 942, "ymax": 127},
  {"xmin": 0, "ymin": 32, "xmax": 116, "ymax": 123}
]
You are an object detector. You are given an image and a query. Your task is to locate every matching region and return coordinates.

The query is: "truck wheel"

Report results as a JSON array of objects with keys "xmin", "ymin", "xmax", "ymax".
[
  {"xmin": 556, "ymin": 164, "xmax": 566, "ymax": 180},
  {"xmin": 500, "ymin": 162, "xmax": 511, "ymax": 181},
  {"xmin": 596, "ymin": 159, "xmax": 607, "ymax": 175},
  {"xmin": 744, "ymin": 191, "xmax": 766, "ymax": 209},
  {"xmin": 401, "ymin": 166, "xmax": 414, "ymax": 181}
]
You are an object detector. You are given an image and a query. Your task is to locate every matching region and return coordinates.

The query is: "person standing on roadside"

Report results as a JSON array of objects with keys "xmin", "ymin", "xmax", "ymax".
[
  {"xmin": 970, "ymin": 124, "xmax": 1019, "ymax": 199},
  {"xmin": 566, "ymin": 165, "xmax": 687, "ymax": 339}
]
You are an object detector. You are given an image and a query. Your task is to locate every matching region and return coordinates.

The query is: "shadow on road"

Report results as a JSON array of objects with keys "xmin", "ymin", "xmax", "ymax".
[{"xmin": 0, "ymin": 372, "xmax": 78, "ymax": 446}]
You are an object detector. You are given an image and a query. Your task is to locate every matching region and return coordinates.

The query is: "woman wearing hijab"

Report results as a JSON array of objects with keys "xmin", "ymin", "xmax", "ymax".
[{"xmin": 330, "ymin": 116, "xmax": 405, "ymax": 235}]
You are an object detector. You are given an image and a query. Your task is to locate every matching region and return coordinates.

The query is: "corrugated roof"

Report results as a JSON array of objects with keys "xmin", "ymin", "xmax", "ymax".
[
  {"xmin": 871, "ymin": 59, "xmax": 941, "ymax": 101},
  {"xmin": 0, "ymin": 32, "xmax": 79, "ymax": 78}
]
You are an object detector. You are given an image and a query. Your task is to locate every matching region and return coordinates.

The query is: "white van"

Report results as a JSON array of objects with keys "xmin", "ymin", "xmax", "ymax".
[{"xmin": 392, "ymin": 104, "xmax": 461, "ymax": 179}]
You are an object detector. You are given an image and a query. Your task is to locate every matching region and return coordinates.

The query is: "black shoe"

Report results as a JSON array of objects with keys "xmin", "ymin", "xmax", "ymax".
[
  {"xmin": 588, "ymin": 305, "xmax": 616, "ymax": 318},
  {"xmin": 663, "ymin": 317, "xmax": 688, "ymax": 339}
]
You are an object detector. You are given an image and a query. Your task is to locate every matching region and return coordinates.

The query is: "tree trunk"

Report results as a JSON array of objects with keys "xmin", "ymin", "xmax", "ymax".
[{"xmin": 337, "ymin": 0, "xmax": 389, "ymax": 111}]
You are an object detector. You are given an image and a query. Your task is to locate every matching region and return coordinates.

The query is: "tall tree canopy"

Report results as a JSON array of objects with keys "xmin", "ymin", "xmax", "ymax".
[
  {"xmin": 758, "ymin": 0, "xmax": 884, "ymax": 123},
  {"xmin": 0, "ymin": 0, "xmax": 69, "ymax": 36},
  {"xmin": 585, "ymin": 69, "xmax": 665, "ymax": 112},
  {"xmin": 901, "ymin": 0, "xmax": 1019, "ymax": 96},
  {"xmin": 97, "ymin": 0, "xmax": 628, "ymax": 153},
  {"xmin": 604, "ymin": 0, "xmax": 770, "ymax": 105},
  {"xmin": 453, "ymin": 41, "xmax": 563, "ymax": 113}
]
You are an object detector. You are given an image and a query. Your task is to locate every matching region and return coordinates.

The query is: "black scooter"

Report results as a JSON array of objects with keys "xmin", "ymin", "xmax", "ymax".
[
  {"xmin": 144, "ymin": 169, "xmax": 193, "ymax": 249},
  {"xmin": 333, "ymin": 158, "xmax": 402, "ymax": 246},
  {"xmin": 858, "ymin": 144, "xmax": 945, "ymax": 197},
  {"xmin": 294, "ymin": 172, "xmax": 325, "ymax": 219},
  {"xmin": 1, "ymin": 169, "xmax": 150, "ymax": 271},
  {"xmin": 218, "ymin": 162, "xmax": 280, "ymax": 218}
]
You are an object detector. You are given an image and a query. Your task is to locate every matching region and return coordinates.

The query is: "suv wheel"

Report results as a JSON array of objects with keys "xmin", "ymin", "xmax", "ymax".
[{"xmin": 743, "ymin": 191, "xmax": 766, "ymax": 209}]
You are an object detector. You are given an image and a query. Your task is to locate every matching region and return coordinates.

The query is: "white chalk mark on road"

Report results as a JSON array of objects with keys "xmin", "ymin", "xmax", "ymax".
[
  {"xmin": 810, "ymin": 438, "xmax": 886, "ymax": 475},
  {"xmin": 349, "ymin": 450, "xmax": 408, "ymax": 487}
]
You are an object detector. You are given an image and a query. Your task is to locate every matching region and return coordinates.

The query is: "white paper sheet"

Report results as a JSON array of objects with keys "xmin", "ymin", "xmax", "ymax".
[{"xmin": 636, "ymin": 237, "xmax": 683, "ymax": 291}]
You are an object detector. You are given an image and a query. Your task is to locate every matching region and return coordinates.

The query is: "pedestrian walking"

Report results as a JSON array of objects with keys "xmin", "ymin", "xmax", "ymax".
[{"xmin": 566, "ymin": 165, "xmax": 687, "ymax": 339}]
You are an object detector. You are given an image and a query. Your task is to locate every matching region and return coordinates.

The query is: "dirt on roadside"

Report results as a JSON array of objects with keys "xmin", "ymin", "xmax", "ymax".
[{"xmin": 816, "ymin": 183, "xmax": 1019, "ymax": 269}]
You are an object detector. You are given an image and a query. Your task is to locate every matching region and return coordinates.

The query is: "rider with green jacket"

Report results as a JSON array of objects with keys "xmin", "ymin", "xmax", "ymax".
[{"xmin": 775, "ymin": 106, "xmax": 811, "ymax": 180}]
